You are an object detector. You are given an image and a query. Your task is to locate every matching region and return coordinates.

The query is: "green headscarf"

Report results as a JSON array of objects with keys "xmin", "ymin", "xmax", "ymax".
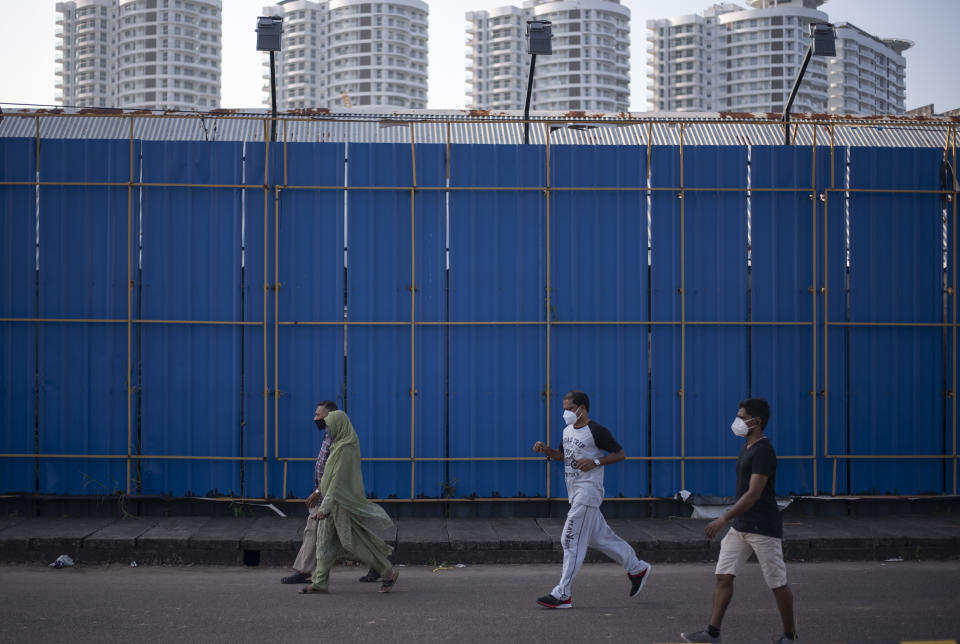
[{"xmin": 317, "ymin": 410, "xmax": 393, "ymax": 552}]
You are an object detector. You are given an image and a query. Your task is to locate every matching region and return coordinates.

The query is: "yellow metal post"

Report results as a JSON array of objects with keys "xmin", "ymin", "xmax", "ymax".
[
  {"xmin": 545, "ymin": 121, "xmax": 552, "ymax": 501},
  {"xmin": 263, "ymin": 118, "xmax": 270, "ymax": 498},
  {"xmin": 812, "ymin": 125, "xmax": 819, "ymax": 494},
  {"xmin": 823, "ymin": 136, "xmax": 830, "ymax": 475},
  {"xmin": 127, "ymin": 115, "xmax": 134, "ymax": 495},
  {"xmin": 679, "ymin": 124, "xmax": 686, "ymax": 490},
  {"xmin": 947, "ymin": 125, "xmax": 960, "ymax": 496},
  {"xmin": 283, "ymin": 119, "xmax": 288, "ymax": 188},
  {"xmin": 274, "ymin": 186, "xmax": 280, "ymax": 461},
  {"xmin": 409, "ymin": 122, "xmax": 417, "ymax": 500}
]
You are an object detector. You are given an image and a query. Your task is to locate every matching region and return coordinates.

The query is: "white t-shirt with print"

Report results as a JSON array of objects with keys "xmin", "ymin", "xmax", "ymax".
[{"xmin": 562, "ymin": 421, "xmax": 620, "ymax": 508}]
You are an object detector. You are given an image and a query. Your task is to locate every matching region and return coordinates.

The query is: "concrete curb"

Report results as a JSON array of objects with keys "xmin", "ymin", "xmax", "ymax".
[{"xmin": 1, "ymin": 515, "xmax": 957, "ymax": 567}]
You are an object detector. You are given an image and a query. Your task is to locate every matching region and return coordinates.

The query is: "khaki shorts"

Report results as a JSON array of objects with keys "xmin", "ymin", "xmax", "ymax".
[{"xmin": 715, "ymin": 527, "xmax": 788, "ymax": 589}]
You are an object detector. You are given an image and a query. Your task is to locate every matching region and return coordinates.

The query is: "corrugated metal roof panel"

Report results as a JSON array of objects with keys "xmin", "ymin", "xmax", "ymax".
[{"xmin": 1, "ymin": 108, "xmax": 954, "ymax": 148}]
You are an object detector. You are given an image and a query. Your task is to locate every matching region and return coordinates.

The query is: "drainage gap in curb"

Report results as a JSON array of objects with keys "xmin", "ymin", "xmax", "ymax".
[{"xmin": 243, "ymin": 550, "xmax": 261, "ymax": 567}]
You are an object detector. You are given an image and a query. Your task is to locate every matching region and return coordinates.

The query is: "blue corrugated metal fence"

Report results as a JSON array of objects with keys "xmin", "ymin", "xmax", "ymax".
[{"xmin": 0, "ymin": 137, "xmax": 954, "ymax": 499}]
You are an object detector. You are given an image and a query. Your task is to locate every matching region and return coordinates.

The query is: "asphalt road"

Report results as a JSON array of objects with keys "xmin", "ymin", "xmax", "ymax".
[{"xmin": 1, "ymin": 560, "xmax": 957, "ymax": 643}]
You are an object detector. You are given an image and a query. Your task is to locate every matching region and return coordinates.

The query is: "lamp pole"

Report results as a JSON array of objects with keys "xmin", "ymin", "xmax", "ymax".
[
  {"xmin": 256, "ymin": 16, "xmax": 284, "ymax": 143},
  {"xmin": 523, "ymin": 54, "xmax": 537, "ymax": 145},
  {"xmin": 523, "ymin": 20, "xmax": 552, "ymax": 145},
  {"xmin": 269, "ymin": 50, "xmax": 278, "ymax": 143},
  {"xmin": 782, "ymin": 45, "xmax": 813, "ymax": 146},
  {"xmin": 782, "ymin": 22, "xmax": 836, "ymax": 145}
]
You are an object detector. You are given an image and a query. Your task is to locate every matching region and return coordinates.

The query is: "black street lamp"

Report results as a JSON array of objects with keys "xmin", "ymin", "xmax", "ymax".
[
  {"xmin": 256, "ymin": 15, "xmax": 283, "ymax": 143},
  {"xmin": 782, "ymin": 22, "xmax": 836, "ymax": 145},
  {"xmin": 523, "ymin": 19, "xmax": 552, "ymax": 145}
]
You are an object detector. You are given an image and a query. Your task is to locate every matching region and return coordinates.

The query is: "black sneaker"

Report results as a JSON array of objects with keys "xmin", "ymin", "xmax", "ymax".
[
  {"xmin": 280, "ymin": 571, "xmax": 311, "ymax": 584},
  {"xmin": 536, "ymin": 593, "xmax": 572, "ymax": 609},
  {"xmin": 358, "ymin": 568, "xmax": 380, "ymax": 583},
  {"xmin": 681, "ymin": 629, "xmax": 721, "ymax": 643},
  {"xmin": 628, "ymin": 564, "xmax": 651, "ymax": 598}
]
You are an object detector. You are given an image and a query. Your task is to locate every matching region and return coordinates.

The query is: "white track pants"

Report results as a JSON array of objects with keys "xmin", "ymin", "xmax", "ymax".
[{"xmin": 551, "ymin": 503, "xmax": 647, "ymax": 600}]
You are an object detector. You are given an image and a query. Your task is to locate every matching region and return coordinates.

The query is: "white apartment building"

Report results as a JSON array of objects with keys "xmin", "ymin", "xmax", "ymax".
[
  {"xmin": 465, "ymin": 5, "xmax": 527, "ymax": 111},
  {"xmin": 56, "ymin": 0, "xmax": 222, "ymax": 111},
  {"xmin": 647, "ymin": 0, "xmax": 909, "ymax": 115},
  {"xmin": 829, "ymin": 23, "xmax": 909, "ymax": 115},
  {"xmin": 262, "ymin": 0, "xmax": 428, "ymax": 110},
  {"xmin": 466, "ymin": 0, "xmax": 631, "ymax": 113}
]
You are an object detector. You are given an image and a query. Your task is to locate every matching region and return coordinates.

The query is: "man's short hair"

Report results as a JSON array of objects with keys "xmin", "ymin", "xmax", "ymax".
[
  {"xmin": 316, "ymin": 400, "xmax": 338, "ymax": 411},
  {"xmin": 738, "ymin": 397, "xmax": 770, "ymax": 430},
  {"xmin": 562, "ymin": 390, "xmax": 590, "ymax": 412}
]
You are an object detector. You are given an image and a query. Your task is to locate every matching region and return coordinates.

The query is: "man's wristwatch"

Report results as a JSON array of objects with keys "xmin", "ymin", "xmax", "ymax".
[
  {"xmin": 593, "ymin": 458, "xmax": 601, "ymax": 467},
  {"xmin": 314, "ymin": 488, "xmax": 320, "ymax": 495}
]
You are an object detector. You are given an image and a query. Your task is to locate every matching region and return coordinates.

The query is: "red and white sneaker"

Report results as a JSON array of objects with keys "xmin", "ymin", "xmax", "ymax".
[{"xmin": 628, "ymin": 564, "xmax": 652, "ymax": 598}]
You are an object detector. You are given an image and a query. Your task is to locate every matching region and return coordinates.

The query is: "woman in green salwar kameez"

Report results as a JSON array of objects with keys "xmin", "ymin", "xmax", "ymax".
[{"xmin": 298, "ymin": 410, "xmax": 398, "ymax": 594}]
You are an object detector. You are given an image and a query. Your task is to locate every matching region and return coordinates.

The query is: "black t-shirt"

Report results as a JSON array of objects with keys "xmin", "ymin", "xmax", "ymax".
[{"xmin": 731, "ymin": 436, "xmax": 782, "ymax": 538}]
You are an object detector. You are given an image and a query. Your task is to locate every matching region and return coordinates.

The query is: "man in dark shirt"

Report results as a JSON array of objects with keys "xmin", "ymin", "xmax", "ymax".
[
  {"xmin": 681, "ymin": 398, "xmax": 796, "ymax": 644},
  {"xmin": 280, "ymin": 400, "xmax": 337, "ymax": 584},
  {"xmin": 280, "ymin": 400, "xmax": 379, "ymax": 585}
]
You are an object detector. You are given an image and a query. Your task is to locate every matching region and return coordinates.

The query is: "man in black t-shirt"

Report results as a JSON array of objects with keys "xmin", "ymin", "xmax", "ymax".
[{"xmin": 681, "ymin": 398, "xmax": 797, "ymax": 644}]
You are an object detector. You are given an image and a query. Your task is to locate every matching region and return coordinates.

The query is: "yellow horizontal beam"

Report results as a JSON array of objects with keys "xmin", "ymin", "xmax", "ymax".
[
  {"xmin": 0, "ymin": 453, "xmax": 264, "ymax": 461},
  {"xmin": 0, "ymin": 319, "xmax": 824, "ymax": 327},
  {"xmin": 826, "ymin": 321, "xmax": 953, "ymax": 327},
  {"xmin": 826, "ymin": 454, "xmax": 958, "ymax": 460},
  {"xmin": 824, "ymin": 187, "xmax": 956, "ymax": 195},
  {"xmin": 1, "ymin": 181, "xmax": 954, "ymax": 196},
  {"xmin": 0, "ymin": 318, "xmax": 263, "ymax": 326},
  {"xmin": 369, "ymin": 496, "xmax": 665, "ymax": 503},
  {"xmin": 0, "ymin": 453, "xmax": 821, "ymax": 463},
  {"xmin": 281, "ymin": 320, "xmax": 815, "ymax": 327},
  {"xmin": 4, "ymin": 453, "xmax": 951, "ymax": 463}
]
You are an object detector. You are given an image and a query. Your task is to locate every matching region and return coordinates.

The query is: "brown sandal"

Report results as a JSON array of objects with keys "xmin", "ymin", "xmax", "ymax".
[
  {"xmin": 378, "ymin": 568, "xmax": 399, "ymax": 593},
  {"xmin": 298, "ymin": 585, "xmax": 328, "ymax": 594}
]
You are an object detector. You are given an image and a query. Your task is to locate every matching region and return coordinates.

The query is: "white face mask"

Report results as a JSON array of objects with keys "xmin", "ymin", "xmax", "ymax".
[
  {"xmin": 563, "ymin": 408, "xmax": 579, "ymax": 426},
  {"xmin": 731, "ymin": 417, "xmax": 750, "ymax": 437}
]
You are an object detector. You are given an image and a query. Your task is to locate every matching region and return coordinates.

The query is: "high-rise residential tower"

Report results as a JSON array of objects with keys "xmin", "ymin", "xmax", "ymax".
[
  {"xmin": 829, "ymin": 23, "xmax": 910, "ymax": 115},
  {"xmin": 646, "ymin": 0, "xmax": 909, "ymax": 114},
  {"xmin": 466, "ymin": 0, "xmax": 631, "ymax": 113},
  {"xmin": 465, "ymin": 5, "xmax": 527, "ymax": 111},
  {"xmin": 56, "ymin": 0, "xmax": 222, "ymax": 111},
  {"xmin": 261, "ymin": 0, "xmax": 428, "ymax": 110}
]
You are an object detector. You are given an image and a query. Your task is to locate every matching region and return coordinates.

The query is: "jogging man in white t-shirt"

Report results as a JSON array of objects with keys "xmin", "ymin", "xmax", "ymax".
[{"xmin": 532, "ymin": 390, "xmax": 651, "ymax": 608}]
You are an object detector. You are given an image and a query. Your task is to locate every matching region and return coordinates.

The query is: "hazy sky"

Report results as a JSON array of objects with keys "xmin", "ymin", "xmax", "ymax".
[{"xmin": 1, "ymin": 0, "xmax": 957, "ymax": 112}]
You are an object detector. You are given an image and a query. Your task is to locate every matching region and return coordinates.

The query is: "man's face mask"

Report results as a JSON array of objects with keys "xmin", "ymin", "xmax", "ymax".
[
  {"xmin": 315, "ymin": 417, "xmax": 326, "ymax": 431},
  {"xmin": 730, "ymin": 417, "xmax": 750, "ymax": 437},
  {"xmin": 563, "ymin": 406, "xmax": 580, "ymax": 426}
]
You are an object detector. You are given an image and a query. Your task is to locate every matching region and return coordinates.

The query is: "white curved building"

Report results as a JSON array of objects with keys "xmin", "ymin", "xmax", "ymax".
[
  {"xmin": 465, "ymin": 5, "xmax": 527, "ymax": 111},
  {"xmin": 56, "ymin": 0, "xmax": 222, "ymax": 111},
  {"xmin": 647, "ymin": 0, "xmax": 909, "ymax": 115},
  {"xmin": 56, "ymin": 0, "xmax": 114, "ymax": 108},
  {"xmin": 829, "ymin": 23, "xmax": 908, "ymax": 115},
  {"xmin": 262, "ymin": 0, "xmax": 428, "ymax": 110},
  {"xmin": 261, "ymin": 0, "xmax": 327, "ymax": 111},
  {"xmin": 466, "ymin": 0, "xmax": 631, "ymax": 113}
]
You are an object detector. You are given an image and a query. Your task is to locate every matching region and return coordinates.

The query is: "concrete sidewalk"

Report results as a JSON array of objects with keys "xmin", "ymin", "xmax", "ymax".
[{"xmin": 0, "ymin": 514, "xmax": 957, "ymax": 567}]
